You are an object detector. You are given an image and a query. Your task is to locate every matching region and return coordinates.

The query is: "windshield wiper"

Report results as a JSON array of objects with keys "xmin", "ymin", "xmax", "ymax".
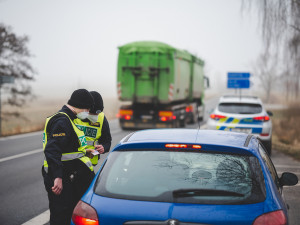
[{"xmin": 172, "ymin": 189, "xmax": 244, "ymax": 197}]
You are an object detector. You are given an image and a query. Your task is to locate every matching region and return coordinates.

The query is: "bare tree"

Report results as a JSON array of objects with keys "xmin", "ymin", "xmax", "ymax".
[
  {"xmin": 252, "ymin": 52, "xmax": 279, "ymax": 102},
  {"xmin": 243, "ymin": 0, "xmax": 300, "ymax": 100},
  {"xmin": 0, "ymin": 23, "xmax": 36, "ymax": 109}
]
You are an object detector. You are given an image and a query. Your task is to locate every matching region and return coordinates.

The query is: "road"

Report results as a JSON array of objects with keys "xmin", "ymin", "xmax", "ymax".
[{"xmin": 0, "ymin": 98, "xmax": 299, "ymax": 225}]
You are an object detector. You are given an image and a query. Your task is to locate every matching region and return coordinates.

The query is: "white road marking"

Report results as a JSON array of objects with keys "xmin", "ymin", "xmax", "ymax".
[
  {"xmin": 21, "ymin": 210, "xmax": 49, "ymax": 225},
  {"xmin": 0, "ymin": 149, "xmax": 42, "ymax": 163},
  {"xmin": 0, "ymin": 131, "xmax": 42, "ymax": 141}
]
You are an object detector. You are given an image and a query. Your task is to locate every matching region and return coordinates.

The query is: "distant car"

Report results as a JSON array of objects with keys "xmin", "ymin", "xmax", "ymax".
[
  {"xmin": 71, "ymin": 129, "xmax": 298, "ymax": 225},
  {"xmin": 207, "ymin": 95, "xmax": 273, "ymax": 154}
]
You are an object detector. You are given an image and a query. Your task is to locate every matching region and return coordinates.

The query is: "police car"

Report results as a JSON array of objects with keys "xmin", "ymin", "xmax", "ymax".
[
  {"xmin": 207, "ymin": 95, "xmax": 273, "ymax": 154},
  {"xmin": 71, "ymin": 129, "xmax": 298, "ymax": 225}
]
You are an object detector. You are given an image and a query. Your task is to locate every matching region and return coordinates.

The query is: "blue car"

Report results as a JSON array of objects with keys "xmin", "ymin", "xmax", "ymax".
[{"xmin": 71, "ymin": 129, "xmax": 298, "ymax": 225}]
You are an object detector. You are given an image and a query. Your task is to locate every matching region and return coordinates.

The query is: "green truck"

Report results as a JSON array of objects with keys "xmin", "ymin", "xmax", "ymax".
[{"xmin": 117, "ymin": 41, "xmax": 208, "ymax": 129}]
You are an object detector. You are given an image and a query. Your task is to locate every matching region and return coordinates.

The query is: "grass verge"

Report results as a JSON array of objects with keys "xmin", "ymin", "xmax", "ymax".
[
  {"xmin": 271, "ymin": 104, "xmax": 300, "ymax": 161},
  {"xmin": 0, "ymin": 97, "xmax": 120, "ymax": 136}
]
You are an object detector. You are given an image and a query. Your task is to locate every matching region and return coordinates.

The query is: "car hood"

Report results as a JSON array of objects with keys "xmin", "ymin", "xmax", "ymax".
[{"xmin": 90, "ymin": 194, "xmax": 266, "ymax": 225}]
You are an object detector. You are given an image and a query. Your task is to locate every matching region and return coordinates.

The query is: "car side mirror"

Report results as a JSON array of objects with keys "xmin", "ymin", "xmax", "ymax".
[
  {"xmin": 267, "ymin": 111, "xmax": 273, "ymax": 116},
  {"xmin": 279, "ymin": 172, "xmax": 298, "ymax": 186}
]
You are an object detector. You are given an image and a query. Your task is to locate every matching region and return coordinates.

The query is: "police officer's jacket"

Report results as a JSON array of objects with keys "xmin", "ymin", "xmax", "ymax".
[
  {"xmin": 78, "ymin": 116, "xmax": 112, "ymax": 152},
  {"xmin": 43, "ymin": 105, "xmax": 94, "ymax": 179},
  {"xmin": 73, "ymin": 112, "xmax": 112, "ymax": 166}
]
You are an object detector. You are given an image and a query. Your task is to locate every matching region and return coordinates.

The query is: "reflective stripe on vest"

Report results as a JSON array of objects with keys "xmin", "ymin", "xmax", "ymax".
[
  {"xmin": 73, "ymin": 112, "xmax": 105, "ymax": 166},
  {"xmin": 86, "ymin": 140, "xmax": 95, "ymax": 146},
  {"xmin": 43, "ymin": 112, "xmax": 93, "ymax": 172}
]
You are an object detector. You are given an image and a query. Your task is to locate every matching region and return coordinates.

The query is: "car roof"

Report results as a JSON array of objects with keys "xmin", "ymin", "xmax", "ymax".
[
  {"xmin": 119, "ymin": 129, "xmax": 252, "ymax": 149},
  {"xmin": 219, "ymin": 95, "xmax": 263, "ymax": 105}
]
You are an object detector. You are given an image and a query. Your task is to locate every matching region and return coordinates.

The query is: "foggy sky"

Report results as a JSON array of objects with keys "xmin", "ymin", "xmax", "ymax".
[{"xmin": 0, "ymin": 0, "xmax": 262, "ymax": 100}]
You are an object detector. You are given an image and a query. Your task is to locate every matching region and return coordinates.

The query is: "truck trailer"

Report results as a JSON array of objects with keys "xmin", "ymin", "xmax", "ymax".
[{"xmin": 117, "ymin": 41, "xmax": 208, "ymax": 129}]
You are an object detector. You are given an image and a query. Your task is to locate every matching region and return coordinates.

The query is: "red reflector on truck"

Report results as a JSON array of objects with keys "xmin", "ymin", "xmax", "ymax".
[
  {"xmin": 119, "ymin": 109, "xmax": 133, "ymax": 120},
  {"xmin": 159, "ymin": 111, "xmax": 174, "ymax": 121},
  {"xmin": 119, "ymin": 109, "xmax": 133, "ymax": 115},
  {"xmin": 159, "ymin": 111, "xmax": 173, "ymax": 117},
  {"xmin": 186, "ymin": 105, "xmax": 193, "ymax": 112}
]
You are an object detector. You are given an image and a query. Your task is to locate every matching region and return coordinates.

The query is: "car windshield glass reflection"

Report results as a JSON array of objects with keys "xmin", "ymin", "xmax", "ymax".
[
  {"xmin": 218, "ymin": 103, "xmax": 262, "ymax": 114},
  {"xmin": 95, "ymin": 151, "xmax": 265, "ymax": 204}
]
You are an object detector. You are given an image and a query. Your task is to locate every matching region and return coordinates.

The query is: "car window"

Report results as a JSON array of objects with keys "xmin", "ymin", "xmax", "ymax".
[
  {"xmin": 258, "ymin": 144, "xmax": 279, "ymax": 188},
  {"xmin": 218, "ymin": 103, "xmax": 262, "ymax": 114},
  {"xmin": 95, "ymin": 150, "xmax": 266, "ymax": 204}
]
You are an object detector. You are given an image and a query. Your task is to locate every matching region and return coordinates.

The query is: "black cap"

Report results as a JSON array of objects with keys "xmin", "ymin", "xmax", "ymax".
[
  {"xmin": 90, "ymin": 91, "xmax": 104, "ymax": 113},
  {"xmin": 67, "ymin": 89, "xmax": 94, "ymax": 109}
]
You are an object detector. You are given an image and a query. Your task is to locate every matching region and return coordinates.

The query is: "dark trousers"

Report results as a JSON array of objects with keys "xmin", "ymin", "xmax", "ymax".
[{"xmin": 42, "ymin": 168, "xmax": 94, "ymax": 225}]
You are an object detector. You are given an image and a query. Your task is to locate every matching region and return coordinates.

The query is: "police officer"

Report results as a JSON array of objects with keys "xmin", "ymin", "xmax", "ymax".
[
  {"xmin": 42, "ymin": 89, "xmax": 95, "ymax": 225},
  {"xmin": 74, "ymin": 91, "xmax": 112, "ymax": 166}
]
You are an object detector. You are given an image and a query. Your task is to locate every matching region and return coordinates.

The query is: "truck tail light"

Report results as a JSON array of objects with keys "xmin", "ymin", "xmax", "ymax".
[
  {"xmin": 72, "ymin": 201, "xmax": 99, "ymax": 225},
  {"xmin": 119, "ymin": 109, "xmax": 133, "ymax": 120},
  {"xmin": 210, "ymin": 114, "xmax": 226, "ymax": 120},
  {"xmin": 253, "ymin": 116, "xmax": 270, "ymax": 122},
  {"xmin": 253, "ymin": 210, "xmax": 286, "ymax": 225},
  {"xmin": 186, "ymin": 105, "xmax": 193, "ymax": 112},
  {"xmin": 159, "ymin": 111, "xmax": 174, "ymax": 121}
]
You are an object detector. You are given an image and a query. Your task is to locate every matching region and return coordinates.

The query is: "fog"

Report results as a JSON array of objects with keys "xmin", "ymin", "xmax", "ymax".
[{"xmin": 0, "ymin": 0, "xmax": 262, "ymax": 101}]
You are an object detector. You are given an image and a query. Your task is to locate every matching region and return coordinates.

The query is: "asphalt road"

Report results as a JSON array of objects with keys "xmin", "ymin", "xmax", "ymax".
[{"xmin": 0, "ymin": 98, "xmax": 299, "ymax": 225}]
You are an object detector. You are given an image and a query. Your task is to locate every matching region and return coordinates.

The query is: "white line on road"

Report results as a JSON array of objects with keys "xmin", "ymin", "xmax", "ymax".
[
  {"xmin": 0, "ymin": 129, "xmax": 123, "ymax": 164},
  {"xmin": 0, "ymin": 131, "xmax": 42, "ymax": 141},
  {"xmin": 21, "ymin": 210, "xmax": 49, "ymax": 225},
  {"xmin": 0, "ymin": 149, "xmax": 42, "ymax": 163}
]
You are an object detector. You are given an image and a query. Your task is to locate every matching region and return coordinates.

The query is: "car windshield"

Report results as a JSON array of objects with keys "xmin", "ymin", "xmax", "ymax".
[
  {"xmin": 218, "ymin": 103, "xmax": 262, "ymax": 114},
  {"xmin": 95, "ymin": 150, "xmax": 266, "ymax": 204}
]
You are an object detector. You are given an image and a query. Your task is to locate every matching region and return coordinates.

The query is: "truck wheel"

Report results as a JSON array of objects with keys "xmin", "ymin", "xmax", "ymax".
[
  {"xmin": 187, "ymin": 115, "xmax": 195, "ymax": 124},
  {"xmin": 179, "ymin": 119, "xmax": 186, "ymax": 127},
  {"xmin": 173, "ymin": 120, "xmax": 180, "ymax": 128}
]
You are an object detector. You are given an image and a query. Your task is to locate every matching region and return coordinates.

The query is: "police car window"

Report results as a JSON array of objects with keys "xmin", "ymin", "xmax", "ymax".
[
  {"xmin": 95, "ymin": 150, "xmax": 266, "ymax": 204},
  {"xmin": 218, "ymin": 103, "xmax": 262, "ymax": 114},
  {"xmin": 258, "ymin": 144, "xmax": 279, "ymax": 186}
]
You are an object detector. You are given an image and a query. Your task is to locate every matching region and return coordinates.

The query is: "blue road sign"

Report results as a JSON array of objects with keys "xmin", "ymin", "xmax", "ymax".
[{"xmin": 227, "ymin": 72, "xmax": 251, "ymax": 89}]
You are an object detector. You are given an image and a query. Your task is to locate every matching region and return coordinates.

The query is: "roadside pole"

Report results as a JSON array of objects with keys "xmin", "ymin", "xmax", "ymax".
[
  {"xmin": 0, "ymin": 82, "xmax": 1, "ymax": 136},
  {"xmin": 0, "ymin": 75, "xmax": 15, "ymax": 136}
]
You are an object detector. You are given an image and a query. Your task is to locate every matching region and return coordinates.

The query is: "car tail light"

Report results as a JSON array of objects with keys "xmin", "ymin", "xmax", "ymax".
[
  {"xmin": 159, "ymin": 111, "xmax": 174, "ymax": 121},
  {"xmin": 260, "ymin": 133, "xmax": 269, "ymax": 136},
  {"xmin": 253, "ymin": 116, "xmax": 270, "ymax": 122},
  {"xmin": 119, "ymin": 109, "xmax": 133, "ymax": 120},
  {"xmin": 253, "ymin": 210, "xmax": 286, "ymax": 225},
  {"xmin": 165, "ymin": 144, "xmax": 202, "ymax": 149},
  {"xmin": 210, "ymin": 114, "xmax": 226, "ymax": 120},
  {"xmin": 72, "ymin": 201, "xmax": 99, "ymax": 225}
]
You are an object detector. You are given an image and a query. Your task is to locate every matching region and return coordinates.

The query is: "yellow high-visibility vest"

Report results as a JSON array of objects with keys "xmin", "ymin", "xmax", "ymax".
[
  {"xmin": 73, "ymin": 112, "xmax": 105, "ymax": 166},
  {"xmin": 43, "ymin": 112, "xmax": 93, "ymax": 172}
]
